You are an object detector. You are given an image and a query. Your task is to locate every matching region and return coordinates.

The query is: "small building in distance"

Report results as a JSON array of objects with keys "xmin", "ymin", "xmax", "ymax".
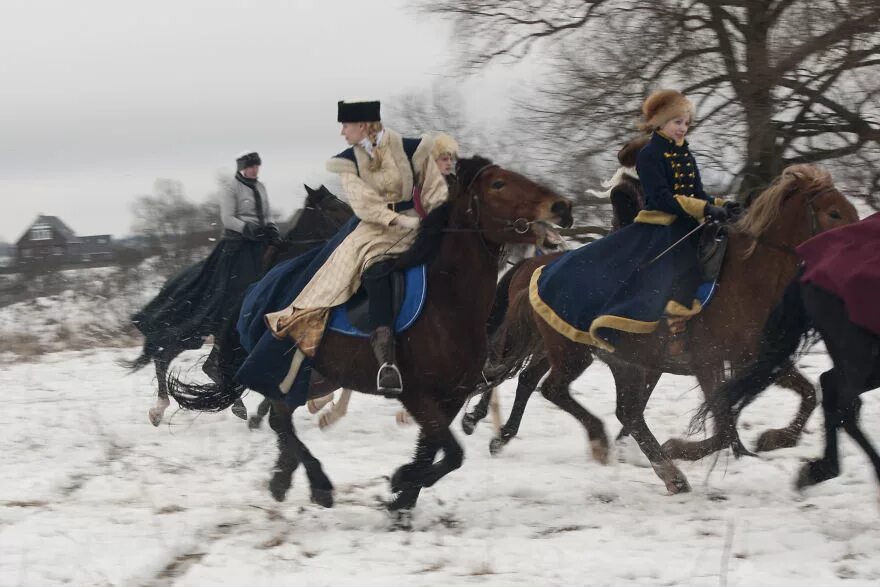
[{"xmin": 15, "ymin": 215, "xmax": 114, "ymax": 268}]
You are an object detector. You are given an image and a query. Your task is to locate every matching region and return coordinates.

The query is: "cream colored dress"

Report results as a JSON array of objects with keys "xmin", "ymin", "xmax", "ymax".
[{"xmin": 265, "ymin": 129, "xmax": 448, "ymax": 356}]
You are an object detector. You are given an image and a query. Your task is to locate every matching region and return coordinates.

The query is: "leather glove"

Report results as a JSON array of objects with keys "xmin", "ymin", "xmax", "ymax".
[
  {"xmin": 722, "ymin": 200, "xmax": 743, "ymax": 219},
  {"xmin": 394, "ymin": 215, "xmax": 420, "ymax": 230},
  {"xmin": 265, "ymin": 223, "xmax": 283, "ymax": 245},
  {"xmin": 241, "ymin": 222, "xmax": 263, "ymax": 241},
  {"xmin": 704, "ymin": 204, "xmax": 730, "ymax": 223}
]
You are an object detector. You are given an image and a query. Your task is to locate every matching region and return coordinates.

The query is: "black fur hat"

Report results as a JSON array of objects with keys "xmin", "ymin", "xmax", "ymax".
[
  {"xmin": 337, "ymin": 100, "xmax": 381, "ymax": 123},
  {"xmin": 236, "ymin": 152, "xmax": 262, "ymax": 171}
]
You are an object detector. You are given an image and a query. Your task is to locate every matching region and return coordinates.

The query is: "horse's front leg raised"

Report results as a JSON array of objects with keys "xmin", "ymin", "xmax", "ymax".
[
  {"xmin": 755, "ymin": 363, "xmax": 816, "ymax": 452},
  {"xmin": 490, "ymin": 358, "xmax": 549, "ymax": 455},
  {"xmin": 267, "ymin": 399, "xmax": 334, "ymax": 506}
]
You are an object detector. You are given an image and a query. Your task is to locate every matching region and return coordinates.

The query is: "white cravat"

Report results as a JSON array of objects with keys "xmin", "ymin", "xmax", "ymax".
[{"xmin": 359, "ymin": 130, "xmax": 385, "ymax": 158}]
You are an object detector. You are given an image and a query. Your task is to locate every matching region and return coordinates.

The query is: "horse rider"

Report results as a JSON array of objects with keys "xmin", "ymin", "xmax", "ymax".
[{"xmin": 263, "ymin": 100, "xmax": 449, "ymax": 396}]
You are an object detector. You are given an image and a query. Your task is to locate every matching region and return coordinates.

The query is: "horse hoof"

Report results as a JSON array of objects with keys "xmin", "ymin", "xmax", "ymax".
[
  {"xmin": 461, "ymin": 414, "xmax": 478, "ymax": 435},
  {"xmin": 247, "ymin": 416, "xmax": 262, "ymax": 430},
  {"xmin": 755, "ymin": 429, "xmax": 799, "ymax": 452},
  {"xmin": 269, "ymin": 472, "xmax": 292, "ymax": 502},
  {"xmin": 590, "ymin": 439, "xmax": 610, "ymax": 465},
  {"xmin": 795, "ymin": 459, "xmax": 838, "ymax": 490},
  {"xmin": 390, "ymin": 464, "xmax": 419, "ymax": 494},
  {"xmin": 489, "ymin": 436, "xmax": 507, "ymax": 456},
  {"xmin": 148, "ymin": 408, "xmax": 163, "ymax": 427},
  {"xmin": 231, "ymin": 399, "xmax": 248, "ymax": 420},
  {"xmin": 667, "ymin": 475, "xmax": 692, "ymax": 495},
  {"xmin": 310, "ymin": 488, "xmax": 334, "ymax": 508}
]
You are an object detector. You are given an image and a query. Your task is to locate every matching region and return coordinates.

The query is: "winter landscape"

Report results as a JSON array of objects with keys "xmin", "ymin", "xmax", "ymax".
[{"xmin": 1, "ymin": 281, "xmax": 877, "ymax": 586}]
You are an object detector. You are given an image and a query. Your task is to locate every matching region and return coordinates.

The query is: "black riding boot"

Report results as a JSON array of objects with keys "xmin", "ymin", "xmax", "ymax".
[
  {"xmin": 370, "ymin": 325, "xmax": 403, "ymax": 397},
  {"xmin": 363, "ymin": 260, "xmax": 402, "ymax": 397}
]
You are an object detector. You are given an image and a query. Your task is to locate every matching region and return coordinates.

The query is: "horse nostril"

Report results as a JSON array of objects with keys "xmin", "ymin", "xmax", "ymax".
[{"xmin": 551, "ymin": 200, "xmax": 573, "ymax": 228}]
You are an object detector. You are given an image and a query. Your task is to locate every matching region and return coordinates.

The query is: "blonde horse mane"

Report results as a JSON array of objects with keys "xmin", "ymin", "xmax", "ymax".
[{"xmin": 736, "ymin": 164, "xmax": 838, "ymax": 257}]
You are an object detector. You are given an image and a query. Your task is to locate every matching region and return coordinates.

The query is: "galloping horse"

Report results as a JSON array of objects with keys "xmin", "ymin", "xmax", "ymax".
[
  {"xmin": 166, "ymin": 156, "xmax": 573, "ymax": 513},
  {"xmin": 696, "ymin": 273, "xmax": 880, "ymax": 495},
  {"xmin": 479, "ymin": 165, "xmax": 857, "ymax": 493},
  {"xmin": 123, "ymin": 185, "xmax": 353, "ymax": 426}
]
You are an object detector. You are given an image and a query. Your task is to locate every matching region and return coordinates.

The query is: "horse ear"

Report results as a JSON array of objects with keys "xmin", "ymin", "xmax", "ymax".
[{"xmin": 304, "ymin": 184, "xmax": 315, "ymax": 195}]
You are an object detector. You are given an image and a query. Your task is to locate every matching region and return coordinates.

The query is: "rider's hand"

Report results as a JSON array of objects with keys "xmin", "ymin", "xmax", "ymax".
[
  {"xmin": 394, "ymin": 215, "xmax": 420, "ymax": 230},
  {"xmin": 722, "ymin": 200, "xmax": 743, "ymax": 219},
  {"xmin": 241, "ymin": 222, "xmax": 263, "ymax": 241},
  {"xmin": 265, "ymin": 223, "xmax": 283, "ymax": 244},
  {"xmin": 704, "ymin": 204, "xmax": 730, "ymax": 223}
]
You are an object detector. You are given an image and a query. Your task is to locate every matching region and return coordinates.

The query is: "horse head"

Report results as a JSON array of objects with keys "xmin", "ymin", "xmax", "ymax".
[
  {"xmin": 454, "ymin": 156, "xmax": 573, "ymax": 248},
  {"xmin": 736, "ymin": 164, "xmax": 858, "ymax": 257}
]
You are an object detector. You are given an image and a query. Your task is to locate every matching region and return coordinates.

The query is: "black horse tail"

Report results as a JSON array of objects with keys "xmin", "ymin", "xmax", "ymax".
[
  {"xmin": 690, "ymin": 272, "xmax": 812, "ymax": 435},
  {"xmin": 117, "ymin": 340, "xmax": 158, "ymax": 372},
  {"xmin": 165, "ymin": 367, "xmax": 244, "ymax": 413},
  {"xmin": 482, "ymin": 268, "xmax": 544, "ymax": 388},
  {"xmin": 487, "ymin": 260, "xmax": 527, "ymax": 338}
]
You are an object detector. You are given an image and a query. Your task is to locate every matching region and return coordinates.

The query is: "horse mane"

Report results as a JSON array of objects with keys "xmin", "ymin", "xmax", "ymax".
[
  {"xmin": 735, "ymin": 164, "xmax": 837, "ymax": 257},
  {"xmin": 393, "ymin": 156, "xmax": 494, "ymax": 270}
]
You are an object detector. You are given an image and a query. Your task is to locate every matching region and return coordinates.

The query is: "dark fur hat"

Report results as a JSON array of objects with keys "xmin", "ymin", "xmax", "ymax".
[
  {"xmin": 337, "ymin": 100, "xmax": 381, "ymax": 123},
  {"xmin": 236, "ymin": 152, "xmax": 261, "ymax": 171}
]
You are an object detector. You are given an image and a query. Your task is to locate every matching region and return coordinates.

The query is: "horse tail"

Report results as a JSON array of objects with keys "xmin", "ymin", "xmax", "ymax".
[
  {"xmin": 690, "ymin": 272, "xmax": 811, "ymax": 434},
  {"xmin": 165, "ymin": 369, "xmax": 244, "ymax": 413},
  {"xmin": 483, "ymin": 267, "xmax": 544, "ymax": 386},
  {"xmin": 116, "ymin": 341, "xmax": 158, "ymax": 372},
  {"xmin": 487, "ymin": 260, "xmax": 527, "ymax": 338}
]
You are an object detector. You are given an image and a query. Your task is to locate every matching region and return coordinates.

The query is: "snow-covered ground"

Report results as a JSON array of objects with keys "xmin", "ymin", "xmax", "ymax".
[{"xmin": 1, "ymin": 346, "xmax": 877, "ymax": 586}]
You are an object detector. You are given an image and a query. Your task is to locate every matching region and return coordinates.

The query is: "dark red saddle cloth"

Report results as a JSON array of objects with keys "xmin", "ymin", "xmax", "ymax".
[{"xmin": 798, "ymin": 212, "xmax": 880, "ymax": 335}]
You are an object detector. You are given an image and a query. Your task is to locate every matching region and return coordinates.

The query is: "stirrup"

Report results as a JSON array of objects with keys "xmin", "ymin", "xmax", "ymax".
[{"xmin": 377, "ymin": 362, "xmax": 403, "ymax": 397}]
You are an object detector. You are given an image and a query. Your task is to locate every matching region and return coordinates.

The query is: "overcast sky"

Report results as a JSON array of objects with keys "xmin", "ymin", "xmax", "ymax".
[{"xmin": 0, "ymin": 0, "xmax": 523, "ymax": 242}]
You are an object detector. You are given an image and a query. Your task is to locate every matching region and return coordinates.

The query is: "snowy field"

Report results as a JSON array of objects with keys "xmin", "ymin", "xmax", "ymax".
[{"xmin": 1, "ymin": 345, "xmax": 878, "ymax": 586}]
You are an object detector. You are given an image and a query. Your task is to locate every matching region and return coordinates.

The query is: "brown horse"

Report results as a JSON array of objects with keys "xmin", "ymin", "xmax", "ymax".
[
  {"xmin": 482, "ymin": 165, "xmax": 857, "ymax": 493},
  {"xmin": 167, "ymin": 156, "xmax": 572, "ymax": 513}
]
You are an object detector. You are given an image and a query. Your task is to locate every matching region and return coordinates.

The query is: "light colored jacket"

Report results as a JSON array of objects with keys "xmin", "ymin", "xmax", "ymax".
[
  {"xmin": 220, "ymin": 175, "xmax": 271, "ymax": 234},
  {"xmin": 265, "ymin": 128, "xmax": 448, "ymax": 356}
]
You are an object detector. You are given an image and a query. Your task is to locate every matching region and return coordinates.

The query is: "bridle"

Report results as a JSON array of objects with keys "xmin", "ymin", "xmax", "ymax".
[
  {"xmin": 751, "ymin": 191, "xmax": 823, "ymax": 257},
  {"xmin": 443, "ymin": 163, "xmax": 538, "ymax": 237}
]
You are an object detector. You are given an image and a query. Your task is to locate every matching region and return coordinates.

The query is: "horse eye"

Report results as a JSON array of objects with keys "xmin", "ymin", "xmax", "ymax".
[
  {"xmin": 828, "ymin": 210, "xmax": 842, "ymax": 220},
  {"xmin": 491, "ymin": 180, "xmax": 505, "ymax": 190}
]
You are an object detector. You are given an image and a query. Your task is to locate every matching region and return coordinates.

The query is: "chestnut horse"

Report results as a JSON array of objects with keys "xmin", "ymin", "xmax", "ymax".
[
  {"xmin": 480, "ymin": 165, "xmax": 857, "ymax": 493},
  {"xmin": 166, "ymin": 156, "xmax": 573, "ymax": 513}
]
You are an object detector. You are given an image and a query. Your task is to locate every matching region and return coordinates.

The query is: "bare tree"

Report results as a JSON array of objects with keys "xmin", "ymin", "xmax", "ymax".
[
  {"xmin": 421, "ymin": 0, "xmax": 880, "ymax": 202},
  {"xmin": 130, "ymin": 179, "xmax": 219, "ymax": 273}
]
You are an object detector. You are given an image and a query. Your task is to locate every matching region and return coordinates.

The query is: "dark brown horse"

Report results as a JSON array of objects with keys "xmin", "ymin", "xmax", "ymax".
[
  {"xmin": 167, "ymin": 156, "xmax": 572, "ymax": 513},
  {"xmin": 481, "ymin": 165, "xmax": 857, "ymax": 493}
]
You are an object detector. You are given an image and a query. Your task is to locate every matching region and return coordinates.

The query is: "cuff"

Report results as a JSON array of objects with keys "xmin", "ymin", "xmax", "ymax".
[{"xmin": 674, "ymin": 195, "xmax": 709, "ymax": 220}]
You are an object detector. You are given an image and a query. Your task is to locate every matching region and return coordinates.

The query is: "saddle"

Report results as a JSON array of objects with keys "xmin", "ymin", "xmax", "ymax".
[
  {"xmin": 698, "ymin": 223, "xmax": 729, "ymax": 283},
  {"xmin": 327, "ymin": 265, "xmax": 428, "ymax": 337}
]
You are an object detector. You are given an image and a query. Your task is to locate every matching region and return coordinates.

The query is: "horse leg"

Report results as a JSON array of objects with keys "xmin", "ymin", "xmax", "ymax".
[
  {"xmin": 307, "ymin": 392, "xmax": 335, "ymax": 415},
  {"xmin": 148, "ymin": 348, "xmax": 178, "ymax": 426},
  {"xmin": 797, "ymin": 369, "xmax": 844, "ymax": 489},
  {"xmin": 613, "ymin": 364, "xmax": 690, "ymax": 493},
  {"xmin": 461, "ymin": 388, "xmax": 494, "ymax": 435},
  {"xmin": 754, "ymin": 363, "xmax": 817, "ymax": 452},
  {"xmin": 662, "ymin": 363, "xmax": 735, "ymax": 461},
  {"xmin": 490, "ymin": 358, "xmax": 549, "ymax": 455},
  {"xmin": 248, "ymin": 397, "xmax": 271, "ymax": 430},
  {"xmin": 267, "ymin": 399, "xmax": 301, "ymax": 502},
  {"xmin": 539, "ymin": 353, "xmax": 609, "ymax": 464},
  {"xmin": 387, "ymin": 432, "xmax": 438, "ymax": 512},
  {"xmin": 613, "ymin": 366, "xmax": 660, "ymax": 467},
  {"xmin": 489, "ymin": 386, "xmax": 503, "ymax": 435},
  {"xmin": 318, "ymin": 389, "xmax": 353, "ymax": 430}
]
